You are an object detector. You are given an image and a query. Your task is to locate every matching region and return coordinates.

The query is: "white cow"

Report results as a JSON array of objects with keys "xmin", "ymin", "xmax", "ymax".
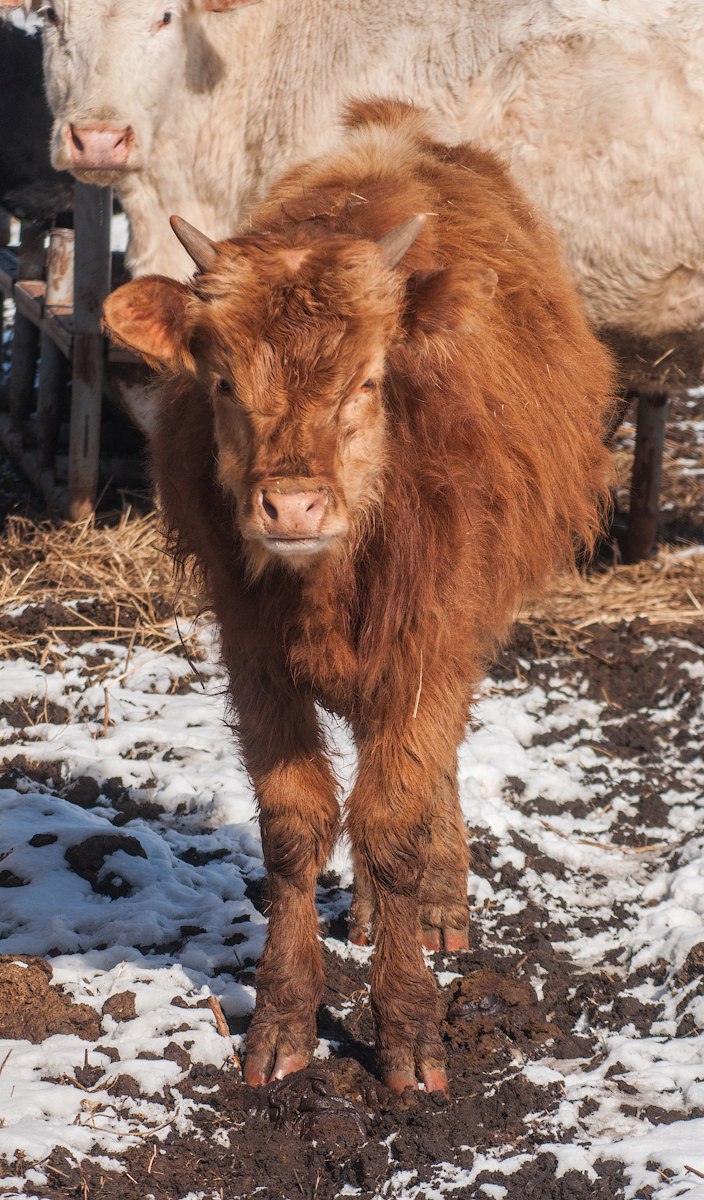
[{"xmin": 16, "ymin": 0, "xmax": 704, "ymax": 334}]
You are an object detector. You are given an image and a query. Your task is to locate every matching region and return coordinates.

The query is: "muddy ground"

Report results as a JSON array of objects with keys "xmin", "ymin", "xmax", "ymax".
[
  {"xmin": 0, "ymin": 391, "xmax": 703, "ymax": 1200},
  {"xmin": 1, "ymin": 615, "xmax": 700, "ymax": 1200}
]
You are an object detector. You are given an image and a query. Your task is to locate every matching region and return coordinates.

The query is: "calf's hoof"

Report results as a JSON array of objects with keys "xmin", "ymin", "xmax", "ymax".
[
  {"xmin": 351, "ymin": 916, "xmax": 469, "ymax": 953},
  {"xmin": 244, "ymin": 1048, "xmax": 310, "ymax": 1087},
  {"xmin": 349, "ymin": 923, "xmax": 372, "ymax": 947},
  {"xmin": 244, "ymin": 1017, "xmax": 314, "ymax": 1086},
  {"xmin": 384, "ymin": 1062, "xmax": 450, "ymax": 1097},
  {"xmin": 379, "ymin": 1021, "xmax": 450, "ymax": 1098},
  {"xmin": 419, "ymin": 900, "xmax": 470, "ymax": 953},
  {"xmin": 420, "ymin": 924, "xmax": 469, "ymax": 953}
]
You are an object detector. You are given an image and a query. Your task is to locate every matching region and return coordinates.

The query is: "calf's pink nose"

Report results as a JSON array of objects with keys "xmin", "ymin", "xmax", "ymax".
[
  {"xmin": 260, "ymin": 489, "xmax": 328, "ymax": 537},
  {"xmin": 65, "ymin": 123, "xmax": 134, "ymax": 169}
]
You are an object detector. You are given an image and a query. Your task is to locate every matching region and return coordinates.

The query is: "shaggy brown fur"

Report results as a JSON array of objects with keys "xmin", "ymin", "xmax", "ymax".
[{"xmin": 104, "ymin": 99, "xmax": 616, "ymax": 1095}]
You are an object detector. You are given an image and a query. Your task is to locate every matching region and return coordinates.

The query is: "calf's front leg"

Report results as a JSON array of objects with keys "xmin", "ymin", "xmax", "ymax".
[
  {"xmin": 347, "ymin": 703, "xmax": 464, "ymax": 1095},
  {"xmin": 235, "ymin": 679, "xmax": 339, "ymax": 1086}
]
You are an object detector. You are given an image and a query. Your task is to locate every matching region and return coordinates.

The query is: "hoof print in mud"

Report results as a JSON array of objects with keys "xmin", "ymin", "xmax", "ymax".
[
  {"xmin": 257, "ymin": 1062, "xmax": 377, "ymax": 1147},
  {"xmin": 444, "ymin": 969, "xmax": 559, "ymax": 1058}
]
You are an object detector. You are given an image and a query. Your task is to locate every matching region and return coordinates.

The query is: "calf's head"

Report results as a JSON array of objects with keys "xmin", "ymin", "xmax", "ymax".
[{"xmin": 104, "ymin": 214, "xmax": 496, "ymax": 574}]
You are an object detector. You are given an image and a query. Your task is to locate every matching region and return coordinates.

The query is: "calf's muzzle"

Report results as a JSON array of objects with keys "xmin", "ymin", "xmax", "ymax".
[{"xmin": 259, "ymin": 488, "xmax": 328, "ymax": 540}]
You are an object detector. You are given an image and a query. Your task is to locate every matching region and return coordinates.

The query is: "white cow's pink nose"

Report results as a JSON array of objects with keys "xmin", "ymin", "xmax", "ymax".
[
  {"xmin": 260, "ymin": 489, "xmax": 328, "ymax": 538},
  {"xmin": 64, "ymin": 123, "xmax": 134, "ymax": 169}
]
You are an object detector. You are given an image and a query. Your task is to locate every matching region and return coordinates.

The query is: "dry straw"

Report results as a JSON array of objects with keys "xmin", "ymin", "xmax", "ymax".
[
  {"xmin": 528, "ymin": 545, "xmax": 704, "ymax": 634},
  {"xmin": 0, "ymin": 508, "xmax": 200, "ymax": 665}
]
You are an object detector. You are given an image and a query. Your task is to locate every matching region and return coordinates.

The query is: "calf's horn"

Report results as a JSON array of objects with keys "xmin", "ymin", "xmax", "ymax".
[
  {"xmin": 377, "ymin": 214, "xmax": 427, "ymax": 268},
  {"xmin": 170, "ymin": 215, "xmax": 219, "ymax": 274}
]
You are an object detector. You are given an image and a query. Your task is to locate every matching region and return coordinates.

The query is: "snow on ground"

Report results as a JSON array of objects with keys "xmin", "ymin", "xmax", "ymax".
[{"xmin": 0, "ymin": 611, "xmax": 702, "ymax": 1199}]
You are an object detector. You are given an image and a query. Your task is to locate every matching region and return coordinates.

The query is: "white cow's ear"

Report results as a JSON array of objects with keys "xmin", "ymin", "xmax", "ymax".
[{"xmin": 103, "ymin": 277, "xmax": 194, "ymax": 374}]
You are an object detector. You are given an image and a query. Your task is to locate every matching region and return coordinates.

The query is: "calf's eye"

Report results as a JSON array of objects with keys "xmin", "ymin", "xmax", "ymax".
[
  {"xmin": 160, "ymin": 11, "xmax": 172, "ymax": 25},
  {"xmin": 362, "ymin": 379, "xmax": 377, "ymax": 390},
  {"xmin": 44, "ymin": 6, "xmax": 58, "ymax": 22},
  {"xmin": 217, "ymin": 378, "xmax": 232, "ymax": 394}
]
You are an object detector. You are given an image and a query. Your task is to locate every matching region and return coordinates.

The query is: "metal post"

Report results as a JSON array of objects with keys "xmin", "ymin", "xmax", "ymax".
[
  {"xmin": 67, "ymin": 182, "xmax": 112, "ymax": 520},
  {"xmin": 621, "ymin": 390, "xmax": 669, "ymax": 564},
  {"xmin": 8, "ymin": 220, "xmax": 44, "ymax": 436}
]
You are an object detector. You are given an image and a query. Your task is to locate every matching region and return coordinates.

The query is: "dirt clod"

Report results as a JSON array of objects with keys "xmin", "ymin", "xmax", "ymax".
[
  {"xmin": 62, "ymin": 776, "xmax": 101, "ymax": 808},
  {"xmin": 102, "ymin": 990, "xmax": 138, "ymax": 1023},
  {"xmin": 680, "ymin": 942, "xmax": 704, "ymax": 983},
  {"xmin": 0, "ymin": 957, "xmax": 100, "ymax": 1043},
  {"xmin": 28, "ymin": 832, "xmax": 58, "ymax": 847},
  {"xmin": 164, "ymin": 1041, "xmax": 191, "ymax": 1073},
  {"xmin": 64, "ymin": 833, "xmax": 147, "ymax": 898},
  {"xmin": 0, "ymin": 869, "xmax": 27, "ymax": 887}
]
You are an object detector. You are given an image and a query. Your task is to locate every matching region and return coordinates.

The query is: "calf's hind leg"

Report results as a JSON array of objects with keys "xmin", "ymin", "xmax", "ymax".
[
  {"xmin": 349, "ymin": 761, "xmax": 469, "ymax": 953},
  {"xmin": 419, "ymin": 759, "xmax": 470, "ymax": 952},
  {"xmin": 348, "ymin": 852, "xmax": 375, "ymax": 947}
]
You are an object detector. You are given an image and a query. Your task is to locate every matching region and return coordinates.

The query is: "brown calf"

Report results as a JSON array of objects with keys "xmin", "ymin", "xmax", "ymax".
[{"xmin": 104, "ymin": 100, "xmax": 616, "ymax": 1096}]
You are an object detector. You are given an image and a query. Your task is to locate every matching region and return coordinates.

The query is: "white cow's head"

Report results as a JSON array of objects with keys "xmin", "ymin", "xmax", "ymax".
[{"xmin": 40, "ymin": 0, "xmax": 259, "ymax": 185}]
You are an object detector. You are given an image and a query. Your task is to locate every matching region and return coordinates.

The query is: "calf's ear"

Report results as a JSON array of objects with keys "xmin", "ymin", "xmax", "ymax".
[
  {"xmin": 103, "ymin": 278, "xmax": 193, "ymax": 373},
  {"xmin": 405, "ymin": 264, "xmax": 498, "ymax": 342}
]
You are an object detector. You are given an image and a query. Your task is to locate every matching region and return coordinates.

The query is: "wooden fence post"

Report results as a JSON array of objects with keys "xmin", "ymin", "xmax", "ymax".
[
  {"xmin": 36, "ymin": 337, "xmax": 68, "ymax": 470},
  {"xmin": 67, "ymin": 182, "xmax": 112, "ymax": 520},
  {"xmin": 621, "ymin": 390, "xmax": 669, "ymax": 564}
]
